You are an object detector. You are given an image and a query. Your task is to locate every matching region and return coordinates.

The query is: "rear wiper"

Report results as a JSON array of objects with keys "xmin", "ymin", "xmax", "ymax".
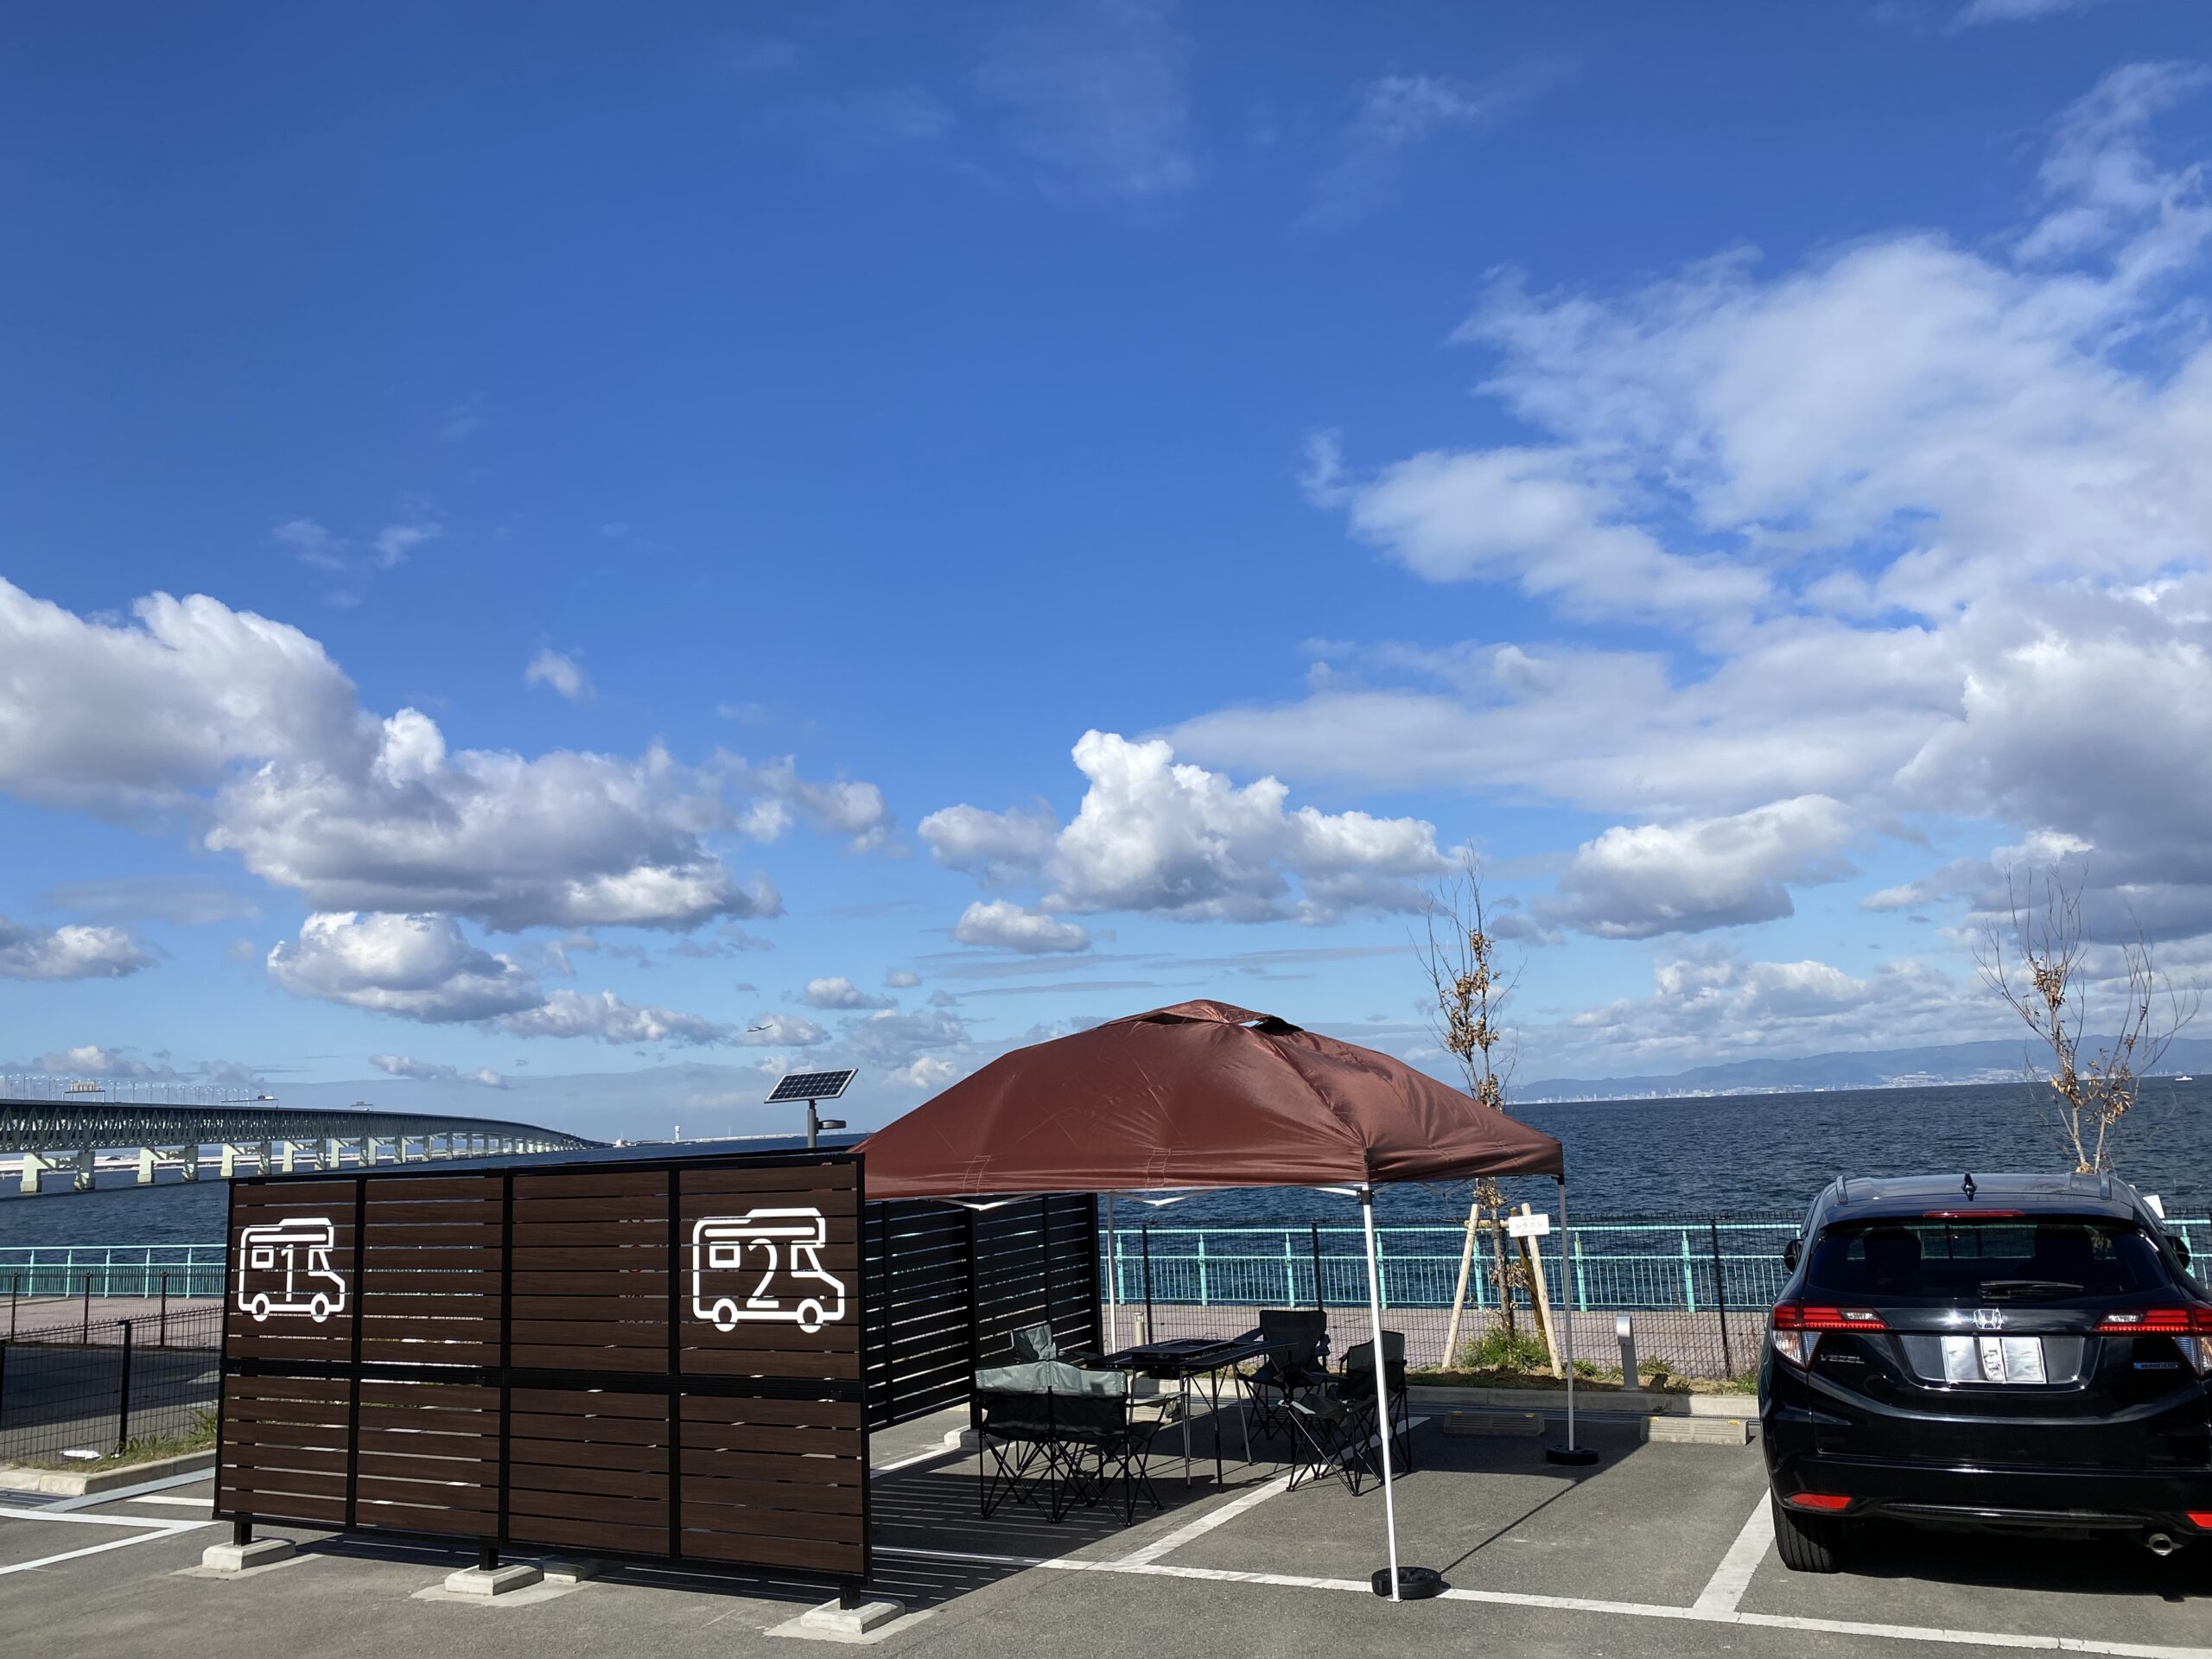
[{"xmin": 1978, "ymin": 1279, "xmax": 2083, "ymax": 1299}]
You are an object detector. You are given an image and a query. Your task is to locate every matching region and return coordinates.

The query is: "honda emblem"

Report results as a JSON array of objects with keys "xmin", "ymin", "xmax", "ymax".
[{"xmin": 1972, "ymin": 1307, "xmax": 2006, "ymax": 1332}]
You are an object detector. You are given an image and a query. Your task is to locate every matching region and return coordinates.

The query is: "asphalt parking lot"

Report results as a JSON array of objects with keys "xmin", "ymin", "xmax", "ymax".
[{"xmin": 5, "ymin": 1407, "xmax": 2211, "ymax": 1659}]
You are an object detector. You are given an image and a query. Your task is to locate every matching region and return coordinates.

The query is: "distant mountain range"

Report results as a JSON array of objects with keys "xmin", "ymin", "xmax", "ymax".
[{"xmin": 1520, "ymin": 1036, "xmax": 2212, "ymax": 1103}]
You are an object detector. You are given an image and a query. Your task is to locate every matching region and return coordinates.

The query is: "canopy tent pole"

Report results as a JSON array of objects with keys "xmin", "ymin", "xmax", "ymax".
[
  {"xmin": 1545, "ymin": 1170, "xmax": 1599, "ymax": 1468},
  {"xmin": 1103, "ymin": 1192, "xmax": 1119, "ymax": 1352},
  {"xmin": 1355, "ymin": 1186, "xmax": 1442, "ymax": 1599}
]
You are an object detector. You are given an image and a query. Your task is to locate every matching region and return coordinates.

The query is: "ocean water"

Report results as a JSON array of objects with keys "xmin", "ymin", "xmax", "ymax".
[{"xmin": 2, "ymin": 1077, "xmax": 2208, "ymax": 1247}]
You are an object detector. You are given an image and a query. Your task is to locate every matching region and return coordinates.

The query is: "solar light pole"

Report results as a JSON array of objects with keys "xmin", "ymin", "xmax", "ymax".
[{"xmin": 766, "ymin": 1070, "xmax": 857, "ymax": 1149}]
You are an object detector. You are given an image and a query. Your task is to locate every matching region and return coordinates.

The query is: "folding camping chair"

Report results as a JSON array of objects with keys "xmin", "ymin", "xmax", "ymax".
[
  {"xmin": 1050, "ymin": 1389, "xmax": 1168, "ymax": 1524},
  {"xmin": 1238, "ymin": 1307, "xmax": 1330, "ymax": 1440},
  {"xmin": 976, "ymin": 1387, "xmax": 1061, "ymax": 1519},
  {"xmin": 1283, "ymin": 1331, "xmax": 1411, "ymax": 1496}
]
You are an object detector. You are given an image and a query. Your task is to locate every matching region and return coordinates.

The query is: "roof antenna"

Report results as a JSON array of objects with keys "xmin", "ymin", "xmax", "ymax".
[{"xmin": 1962, "ymin": 1173, "xmax": 1977, "ymax": 1200}]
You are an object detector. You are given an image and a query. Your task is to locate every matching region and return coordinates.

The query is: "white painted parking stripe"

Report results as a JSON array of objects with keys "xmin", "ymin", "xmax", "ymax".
[
  {"xmin": 0, "ymin": 1521, "xmax": 214, "ymax": 1577},
  {"xmin": 0, "ymin": 1506, "xmax": 189, "ymax": 1529},
  {"xmin": 123, "ymin": 1495, "xmax": 213, "ymax": 1508},
  {"xmin": 1693, "ymin": 1494, "xmax": 1772, "ymax": 1612},
  {"xmin": 1117, "ymin": 1474, "xmax": 1293, "ymax": 1565},
  {"xmin": 1118, "ymin": 1412, "xmax": 1432, "ymax": 1567},
  {"xmin": 887, "ymin": 1541, "xmax": 2212, "ymax": 1657}
]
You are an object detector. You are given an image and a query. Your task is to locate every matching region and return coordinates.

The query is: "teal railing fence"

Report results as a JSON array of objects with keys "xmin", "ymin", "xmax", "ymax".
[
  {"xmin": 1097, "ymin": 1215, "xmax": 2212, "ymax": 1314},
  {"xmin": 0, "ymin": 1243, "xmax": 228, "ymax": 1300}
]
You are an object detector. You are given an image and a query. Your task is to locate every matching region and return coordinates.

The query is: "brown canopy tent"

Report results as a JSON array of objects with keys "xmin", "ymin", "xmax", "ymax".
[{"xmin": 861, "ymin": 1000, "xmax": 1584, "ymax": 1600}]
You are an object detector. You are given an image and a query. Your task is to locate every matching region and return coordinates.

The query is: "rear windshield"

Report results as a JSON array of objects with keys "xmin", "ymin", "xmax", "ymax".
[{"xmin": 1806, "ymin": 1217, "xmax": 2169, "ymax": 1303}]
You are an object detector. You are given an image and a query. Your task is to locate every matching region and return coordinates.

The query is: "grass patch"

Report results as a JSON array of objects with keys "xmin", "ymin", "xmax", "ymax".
[{"xmin": 3, "ymin": 1410, "xmax": 218, "ymax": 1471}]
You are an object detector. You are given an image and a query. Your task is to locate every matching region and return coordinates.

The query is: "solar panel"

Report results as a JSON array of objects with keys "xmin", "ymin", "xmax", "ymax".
[{"xmin": 765, "ymin": 1069, "xmax": 856, "ymax": 1103}]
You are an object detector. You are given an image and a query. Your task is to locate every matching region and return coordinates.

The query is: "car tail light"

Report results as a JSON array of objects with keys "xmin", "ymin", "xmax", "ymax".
[
  {"xmin": 2097, "ymin": 1305, "xmax": 2212, "ymax": 1374},
  {"xmin": 1784, "ymin": 1493, "xmax": 1853, "ymax": 1513},
  {"xmin": 2189, "ymin": 1513, "xmax": 2212, "ymax": 1531},
  {"xmin": 1770, "ymin": 1303, "xmax": 1886, "ymax": 1367}
]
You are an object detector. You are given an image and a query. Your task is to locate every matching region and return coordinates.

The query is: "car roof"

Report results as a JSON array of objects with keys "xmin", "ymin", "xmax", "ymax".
[{"xmin": 1817, "ymin": 1171, "xmax": 2147, "ymax": 1225}]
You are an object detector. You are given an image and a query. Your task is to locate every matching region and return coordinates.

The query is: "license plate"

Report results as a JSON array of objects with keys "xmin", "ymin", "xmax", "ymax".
[{"xmin": 1940, "ymin": 1335, "xmax": 2047, "ymax": 1384}]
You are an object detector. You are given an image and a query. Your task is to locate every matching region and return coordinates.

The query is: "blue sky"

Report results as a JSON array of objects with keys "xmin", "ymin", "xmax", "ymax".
[{"xmin": 3, "ymin": 1, "xmax": 2209, "ymax": 1138}]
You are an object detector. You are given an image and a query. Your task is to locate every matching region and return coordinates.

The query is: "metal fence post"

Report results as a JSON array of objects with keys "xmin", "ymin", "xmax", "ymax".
[
  {"xmin": 1195, "ymin": 1231, "xmax": 1208, "ymax": 1306},
  {"xmin": 1140, "ymin": 1224, "xmax": 1154, "ymax": 1332},
  {"xmin": 158, "ymin": 1273, "xmax": 169, "ymax": 1350},
  {"xmin": 116, "ymin": 1319, "xmax": 134, "ymax": 1453},
  {"xmin": 1308, "ymin": 1224, "xmax": 1324, "ymax": 1312},
  {"xmin": 82, "ymin": 1274, "xmax": 92, "ymax": 1344},
  {"xmin": 1283, "ymin": 1231, "xmax": 1296, "ymax": 1306},
  {"xmin": 1709, "ymin": 1219, "xmax": 1733, "ymax": 1376},
  {"xmin": 1680, "ymin": 1231, "xmax": 1697, "ymax": 1314}
]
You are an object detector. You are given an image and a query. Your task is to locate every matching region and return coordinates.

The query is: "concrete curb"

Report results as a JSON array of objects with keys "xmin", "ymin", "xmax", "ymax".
[
  {"xmin": 0, "ymin": 1447, "xmax": 215, "ymax": 1496},
  {"xmin": 1409, "ymin": 1385, "xmax": 1757, "ymax": 1418}
]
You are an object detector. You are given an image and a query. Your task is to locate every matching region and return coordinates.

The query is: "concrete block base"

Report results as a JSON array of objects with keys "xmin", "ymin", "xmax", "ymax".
[
  {"xmin": 799, "ymin": 1597, "xmax": 907, "ymax": 1636},
  {"xmin": 536, "ymin": 1557, "xmax": 606, "ymax": 1584},
  {"xmin": 1440, "ymin": 1410, "xmax": 1546, "ymax": 1438},
  {"xmin": 1645, "ymin": 1414, "xmax": 1752, "ymax": 1445},
  {"xmin": 443, "ymin": 1563, "xmax": 544, "ymax": 1597},
  {"xmin": 201, "ymin": 1538, "xmax": 295, "ymax": 1573}
]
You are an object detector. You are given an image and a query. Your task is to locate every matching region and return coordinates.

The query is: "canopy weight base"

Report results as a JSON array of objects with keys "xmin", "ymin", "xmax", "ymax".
[
  {"xmin": 1544, "ymin": 1444, "xmax": 1601, "ymax": 1466},
  {"xmin": 1371, "ymin": 1566, "xmax": 1446, "ymax": 1600}
]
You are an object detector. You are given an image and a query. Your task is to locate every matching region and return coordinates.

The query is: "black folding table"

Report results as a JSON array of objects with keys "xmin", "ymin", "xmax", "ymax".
[{"xmin": 1096, "ymin": 1333, "xmax": 1291, "ymax": 1487}]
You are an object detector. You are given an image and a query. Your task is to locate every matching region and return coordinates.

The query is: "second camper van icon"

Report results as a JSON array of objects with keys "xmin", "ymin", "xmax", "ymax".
[
  {"xmin": 235, "ymin": 1217, "xmax": 348, "ymax": 1323},
  {"xmin": 691, "ymin": 1208, "xmax": 847, "ymax": 1334}
]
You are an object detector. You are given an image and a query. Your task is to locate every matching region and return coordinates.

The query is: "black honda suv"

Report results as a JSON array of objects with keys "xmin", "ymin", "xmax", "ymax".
[{"xmin": 1762, "ymin": 1172, "xmax": 2211, "ymax": 1572}]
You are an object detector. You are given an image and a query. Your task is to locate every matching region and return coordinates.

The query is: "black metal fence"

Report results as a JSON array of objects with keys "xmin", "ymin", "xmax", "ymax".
[{"xmin": 0, "ymin": 1305, "xmax": 222, "ymax": 1469}]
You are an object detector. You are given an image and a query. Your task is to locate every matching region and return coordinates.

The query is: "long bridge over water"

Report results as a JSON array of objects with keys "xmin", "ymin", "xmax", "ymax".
[{"xmin": 1, "ymin": 1096, "xmax": 597, "ymax": 1195}]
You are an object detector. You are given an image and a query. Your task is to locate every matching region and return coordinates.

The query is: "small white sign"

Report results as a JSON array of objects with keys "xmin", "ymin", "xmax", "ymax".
[{"xmin": 1507, "ymin": 1211, "xmax": 1552, "ymax": 1239}]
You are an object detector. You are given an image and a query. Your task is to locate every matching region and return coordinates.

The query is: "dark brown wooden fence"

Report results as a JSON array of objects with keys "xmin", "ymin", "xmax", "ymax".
[
  {"xmin": 215, "ymin": 1152, "xmax": 870, "ymax": 1585},
  {"xmin": 863, "ymin": 1193, "xmax": 1099, "ymax": 1427}
]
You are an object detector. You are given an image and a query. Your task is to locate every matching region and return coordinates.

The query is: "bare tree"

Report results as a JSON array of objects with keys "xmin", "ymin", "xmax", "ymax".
[
  {"xmin": 1975, "ymin": 869, "xmax": 2199, "ymax": 1174},
  {"xmin": 1418, "ymin": 854, "xmax": 1527, "ymax": 1351}
]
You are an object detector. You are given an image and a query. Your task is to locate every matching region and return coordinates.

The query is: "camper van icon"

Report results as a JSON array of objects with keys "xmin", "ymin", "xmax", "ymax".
[
  {"xmin": 235, "ymin": 1217, "xmax": 348, "ymax": 1324},
  {"xmin": 691, "ymin": 1207, "xmax": 848, "ymax": 1335}
]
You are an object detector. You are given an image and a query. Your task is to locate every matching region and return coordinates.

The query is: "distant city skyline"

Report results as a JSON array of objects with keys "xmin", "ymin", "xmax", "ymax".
[{"xmin": 3, "ymin": 3, "xmax": 2209, "ymax": 1137}]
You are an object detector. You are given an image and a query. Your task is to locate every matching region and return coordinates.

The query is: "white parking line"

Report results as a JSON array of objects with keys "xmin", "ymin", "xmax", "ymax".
[
  {"xmin": 0, "ymin": 1506, "xmax": 191, "ymax": 1529},
  {"xmin": 1694, "ymin": 1495, "xmax": 1773, "ymax": 1612},
  {"xmin": 0, "ymin": 1521, "xmax": 214, "ymax": 1577},
  {"xmin": 122, "ymin": 1495, "xmax": 213, "ymax": 1509},
  {"xmin": 879, "ymin": 1540, "xmax": 2212, "ymax": 1656}
]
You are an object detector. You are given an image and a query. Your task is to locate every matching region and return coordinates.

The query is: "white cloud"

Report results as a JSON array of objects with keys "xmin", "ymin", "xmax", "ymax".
[
  {"xmin": 952, "ymin": 900, "xmax": 1093, "ymax": 955},
  {"xmin": 0, "ymin": 582, "xmax": 883, "ymax": 933},
  {"xmin": 974, "ymin": 0, "xmax": 1196, "ymax": 200},
  {"xmin": 1550, "ymin": 948, "xmax": 1992, "ymax": 1071},
  {"xmin": 269, "ymin": 912, "xmax": 732, "ymax": 1046},
  {"xmin": 370, "ymin": 523, "xmax": 441, "ymax": 569},
  {"xmin": 928, "ymin": 732, "xmax": 1447, "ymax": 925},
  {"xmin": 891, "ymin": 1054, "xmax": 962, "ymax": 1090},
  {"xmin": 1180, "ymin": 67, "xmax": 2212, "ymax": 953},
  {"xmin": 842, "ymin": 1007, "xmax": 973, "ymax": 1076},
  {"xmin": 1306, "ymin": 70, "xmax": 1555, "ymax": 226},
  {"xmin": 884, "ymin": 969, "xmax": 921, "ymax": 988},
  {"xmin": 1955, "ymin": 0, "xmax": 2112, "ymax": 25},
  {"xmin": 917, "ymin": 802, "xmax": 1058, "ymax": 880},
  {"xmin": 803, "ymin": 975, "xmax": 893, "ymax": 1010},
  {"xmin": 1539, "ymin": 797, "xmax": 1859, "ymax": 939},
  {"xmin": 370, "ymin": 1054, "xmax": 509, "ymax": 1088},
  {"xmin": 523, "ymin": 648, "xmax": 594, "ymax": 702},
  {"xmin": 268, "ymin": 912, "xmax": 543, "ymax": 1023},
  {"xmin": 41, "ymin": 875, "xmax": 258, "ymax": 926},
  {"xmin": 739, "ymin": 1011, "xmax": 830, "ymax": 1047},
  {"xmin": 0, "ymin": 915, "xmax": 154, "ymax": 981},
  {"xmin": 1050, "ymin": 730, "xmax": 1445, "ymax": 921},
  {"xmin": 495, "ymin": 989, "xmax": 733, "ymax": 1046}
]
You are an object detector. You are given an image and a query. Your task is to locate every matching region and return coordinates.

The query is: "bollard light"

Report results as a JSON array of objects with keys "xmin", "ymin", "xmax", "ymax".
[{"xmin": 1617, "ymin": 1313, "xmax": 1639, "ymax": 1392}]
